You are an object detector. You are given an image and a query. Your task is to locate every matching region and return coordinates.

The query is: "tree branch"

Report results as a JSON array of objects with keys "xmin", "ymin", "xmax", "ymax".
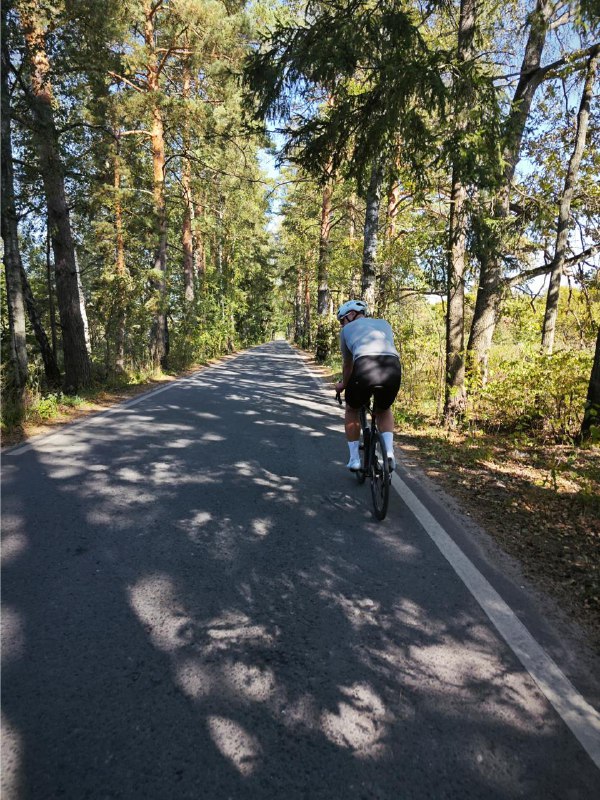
[
  {"xmin": 108, "ymin": 71, "xmax": 146, "ymax": 93},
  {"xmin": 506, "ymin": 244, "xmax": 600, "ymax": 288}
]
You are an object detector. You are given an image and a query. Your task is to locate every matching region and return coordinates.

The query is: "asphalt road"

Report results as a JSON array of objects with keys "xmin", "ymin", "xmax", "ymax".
[{"xmin": 2, "ymin": 340, "xmax": 600, "ymax": 799}]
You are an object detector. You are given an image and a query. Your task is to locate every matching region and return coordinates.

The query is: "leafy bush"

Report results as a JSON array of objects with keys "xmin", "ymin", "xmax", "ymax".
[{"xmin": 474, "ymin": 348, "xmax": 592, "ymax": 440}]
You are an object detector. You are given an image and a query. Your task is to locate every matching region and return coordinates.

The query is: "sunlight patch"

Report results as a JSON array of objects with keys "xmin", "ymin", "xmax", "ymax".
[
  {"xmin": 116, "ymin": 467, "xmax": 144, "ymax": 483},
  {"xmin": 0, "ymin": 606, "xmax": 25, "ymax": 665},
  {"xmin": 199, "ymin": 432, "xmax": 226, "ymax": 442},
  {"xmin": 222, "ymin": 661, "xmax": 277, "ymax": 703},
  {"xmin": 175, "ymin": 657, "xmax": 213, "ymax": 699},
  {"xmin": 320, "ymin": 682, "xmax": 389, "ymax": 759},
  {"xmin": 207, "ymin": 716, "xmax": 262, "ymax": 776},
  {"xmin": 0, "ymin": 532, "xmax": 27, "ymax": 565},
  {"xmin": 1, "ymin": 711, "xmax": 22, "ymax": 799},
  {"xmin": 251, "ymin": 518, "xmax": 271, "ymax": 537},
  {"xmin": 128, "ymin": 574, "xmax": 192, "ymax": 653}
]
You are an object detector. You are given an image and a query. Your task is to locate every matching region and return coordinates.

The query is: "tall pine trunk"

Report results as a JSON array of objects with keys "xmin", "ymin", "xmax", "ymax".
[
  {"xmin": 315, "ymin": 171, "xmax": 333, "ymax": 363},
  {"xmin": 1, "ymin": 21, "xmax": 28, "ymax": 394},
  {"xmin": 361, "ymin": 162, "xmax": 383, "ymax": 308},
  {"xmin": 445, "ymin": 172, "xmax": 468, "ymax": 416},
  {"xmin": 444, "ymin": 0, "xmax": 476, "ymax": 420},
  {"xmin": 21, "ymin": 265, "xmax": 62, "ymax": 388},
  {"xmin": 467, "ymin": 0, "xmax": 553, "ymax": 381},
  {"xmin": 145, "ymin": 2, "xmax": 168, "ymax": 369},
  {"xmin": 541, "ymin": 46, "xmax": 598, "ymax": 353},
  {"xmin": 18, "ymin": 2, "xmax": 91, "ymax": 392},
  {"xmin": 379, "ymin": 176, "xmax": 400, "ymax": 315},
  {"xmin": 181, "ymin": 59, "xmax": 195, "ymax": 304},
  {"xmin": 347, "ymin": 193, "xmax": 360, "ymax": 297},
  {"xmin": 113, "ymin": 134, "xmax": 127, "ymax": 371}
]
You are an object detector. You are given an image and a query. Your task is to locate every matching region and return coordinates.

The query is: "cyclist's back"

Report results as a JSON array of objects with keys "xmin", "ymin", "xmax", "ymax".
[
  {"xmin": 340, "ymin": 316, "xmax": 400, "ymax": 361},
  {"xmin": 334, "ymin": 300, "xmax": 401, "ymax": 472}
]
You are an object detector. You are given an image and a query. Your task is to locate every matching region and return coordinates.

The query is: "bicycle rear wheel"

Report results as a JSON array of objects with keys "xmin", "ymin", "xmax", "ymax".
[
  {"xmin": 356, "ymin": 408, "xmax": 368, "ymax": 484},
  {"xmin": 370, "ymin": 431, "xmax": 390, "ymax": 520}
]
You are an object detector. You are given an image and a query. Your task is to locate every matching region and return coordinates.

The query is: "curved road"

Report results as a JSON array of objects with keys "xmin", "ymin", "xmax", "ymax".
[{"xmin": 2, "ymin": 341, "xmax": 600, "ymax": 799}]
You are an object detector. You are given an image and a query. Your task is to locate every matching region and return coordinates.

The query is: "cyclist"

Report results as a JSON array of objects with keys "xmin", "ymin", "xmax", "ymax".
[{"xmin": 334, "ymin": 300, "xmax": 402, "ymax": 471}]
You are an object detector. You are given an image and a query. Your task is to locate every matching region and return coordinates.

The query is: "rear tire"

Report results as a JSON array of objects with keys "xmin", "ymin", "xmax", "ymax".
[
  {"xmin": 356, "ymin": 409, "xmax": 368, "ymax": 485},
  {"xmin": 370, "ymin": 432, "xmax": 390, "ymax": 520}
]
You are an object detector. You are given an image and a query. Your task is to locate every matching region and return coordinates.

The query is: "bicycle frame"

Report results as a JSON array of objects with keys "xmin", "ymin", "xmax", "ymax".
[{"xmin": 336, "ymin": 392, "xmax": 391, "ymax": 520}]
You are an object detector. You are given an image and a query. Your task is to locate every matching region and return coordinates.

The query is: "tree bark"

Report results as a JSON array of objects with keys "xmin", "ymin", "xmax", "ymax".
[
  {"xmin": 580, "ymin": 327, "xmax": 600, "ymax": 442},
  {"xmin": 444, "ymin": 0, "xmax": 476, "ymax": 419},
  {"xmin": 193, "ymin": 200, "xmax": 206, "ymax": 287},
  {"xmin": 541, "ymin": 46, "xmax": 598, "ymax": 353},
  {"xmin": 303, "ymin": 268, "xmax": 311, "ymax": 348},
  {"xmin": 467, "ymin": 0, "xmax": 553, "ymax": 382},
  {"xmin": 445, "ymin": 172, "xmax": 468, "ymax": 416},
  {"xmin": 113, "ymin": 135, "xmax": 127, "ymax": 372},
  {"xmin": 347, "ymin": 193, "xmax": 361, "ymax": 297},
  {"xmin": 145, "ymin": 1, "xmax": 169, "ymax": 369},
  {"xmin": 21, "ymin": 265, "xmax": 62, "ymax": 388},
  {"xmin": 378, "ymin": 177, "xmax": 401, "ymax": 315},
  {"xmin": 1, "ymin": 19, "xmax": 28, "ymax": 394},
  {"xmin": 18, "ymin": 1, "xmax": 91, "ymax": 392},
  {"xmin": 361, "ymin": 161, "xmax": 383, "ymax": 308},
  {"xmin": 181, "ymin": 58, "xmax": 195, "ymax": 304},
  {"xmin": 315, "ymin": 171, "xmax": 333, "ymax": 362}
]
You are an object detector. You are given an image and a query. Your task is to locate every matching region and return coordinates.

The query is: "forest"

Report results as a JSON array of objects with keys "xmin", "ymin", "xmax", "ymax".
[{"xmin": 1, "ymin": 0, "xmax": 599, "ymax": 445}]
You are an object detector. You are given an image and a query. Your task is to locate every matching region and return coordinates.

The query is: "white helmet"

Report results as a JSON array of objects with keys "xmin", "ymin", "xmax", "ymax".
[{"xmin": 337, "ymin": 299, "xmax": 368, "ymax": 321}]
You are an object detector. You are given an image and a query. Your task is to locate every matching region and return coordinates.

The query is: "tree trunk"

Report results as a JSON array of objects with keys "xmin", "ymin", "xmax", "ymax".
[
  {"xmin": 46, "ymin": 222, "xmax": 58, "ymax": 358},
  {"xmin": 1, "ymin": 21, "xmax": 28, "ymax": 394},
  {"xmin": 21, "ymin": 265, "xmax": 62, "ymax": 388},
  {"xmin": 348, "ymin": 193, "xmax": 360, "ymax": 296},
  {"xmin": 361, "ymin": 161, "xmax": 383, "ymax": 308},
  {"xmin": 467, "ymin": 0, "xmax": 553, "ymax": 381},
  {"xmin": 74, "ymin": 249, "xmax": 91, "ymax": 355},
  {"xmin": 315, "ymin": 172, "xmax": 333, "ymax": 362},
  {"xmin": 18, "ymin": 2, "xmax": 91, "ymax": 392},
  {"xmin": 145, "ymin": 2, "xmax": 169, "ymax": 369},
  {"xmin": 580, "ymin": 327, "xmax": 600, "ymax": 442},
  {"xmin": 303, "ymin": 268, "xmax": 311, "ymax": 348},
  {"xmin": 378, "ymin": 178, "xmax": 400, "ymax": 315},
  {"xmin": 295, "ymin": 268, "xmax": 303, "ymax": 343},
  {"xmin": 541, "ymin": 46, "xmax": 598, "ymax": 353},
  {"xmin": 193, "ymin": 200, "xmax": 206, "ymax": 287},
  {"xmin": 182, "ymin": 59, "xmax": 195, "ymax": 304},
  {"xmin": 444, "ymin": 0, "xmax": 476, "ymax": 419},
  {"xmin": 113, "ymin": 136, "xmax": 127, "ymax": 372},
  {"xmin": 445, "ymin": 171, "xmax": 468, "ymax": 416}
]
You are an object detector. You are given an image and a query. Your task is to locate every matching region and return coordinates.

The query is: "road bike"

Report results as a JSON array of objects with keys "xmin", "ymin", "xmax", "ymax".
[{"xmin": 336, "ymin": 392, "xmax": 392, "ymax": 521}]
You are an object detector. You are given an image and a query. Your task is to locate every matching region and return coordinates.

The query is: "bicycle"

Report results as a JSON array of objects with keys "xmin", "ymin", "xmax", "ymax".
[{"xmin": 336, "ymin": 391, "xmax": 392, "ymax": 521}]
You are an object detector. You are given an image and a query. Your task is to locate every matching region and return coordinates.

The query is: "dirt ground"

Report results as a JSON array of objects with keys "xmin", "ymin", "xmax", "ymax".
[
  {"xmin": 4, "ymin": 352, "xmax": 599, "ymax": 649},
  {"xmin": 396, "ymin": 426, "xmax": 600, "ymax": 647}
]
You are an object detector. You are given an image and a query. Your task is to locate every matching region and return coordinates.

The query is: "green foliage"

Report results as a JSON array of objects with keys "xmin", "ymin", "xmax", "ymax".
[
  {"xmin": 473, "ymin": 348, "xmax": 592, "ymax": 441},
  {"xmin": 244, "ymin": 0, "xmax": 449, "ymax": 182}
]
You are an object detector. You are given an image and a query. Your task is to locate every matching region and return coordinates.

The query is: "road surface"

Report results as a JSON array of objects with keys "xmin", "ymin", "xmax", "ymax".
[{"xmin": 2, "ymin": 341, "xmax": 599, "ymax": 799}]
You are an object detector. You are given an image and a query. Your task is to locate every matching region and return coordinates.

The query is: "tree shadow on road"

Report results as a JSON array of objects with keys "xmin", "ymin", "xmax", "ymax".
[{"xmin": 2, "ymin": 343, "xmax": 599, "ymax": 799}]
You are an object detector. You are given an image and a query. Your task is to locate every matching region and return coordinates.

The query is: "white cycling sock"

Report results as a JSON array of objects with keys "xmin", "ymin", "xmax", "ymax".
[
  {"xmin": 382, "ymin": 432, "xmax": 394, "ymax": 458},
  {"xmin": 348, "ymin": 440, "xmax": 360, "ymax": 459}
]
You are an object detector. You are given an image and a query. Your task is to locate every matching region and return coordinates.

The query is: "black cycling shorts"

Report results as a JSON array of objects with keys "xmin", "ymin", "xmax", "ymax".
[{"xmin": 344, "ymin": 355, "xmax": 402, "ymax": 411}]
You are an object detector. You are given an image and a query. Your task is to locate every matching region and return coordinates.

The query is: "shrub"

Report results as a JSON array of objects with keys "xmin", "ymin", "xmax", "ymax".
[{"xmin": 473, "ymin": 348, "xmax": 592, "ymax": 440}]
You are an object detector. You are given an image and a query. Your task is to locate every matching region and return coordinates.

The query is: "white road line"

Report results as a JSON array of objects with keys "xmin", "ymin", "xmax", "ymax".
[
  {"xmin": 294, "ymin": 342, "xmax": 600, "ymax": 769},
  {"xmin": 391, "ymin": 471, "xmax": 600, "ymax": 770}
]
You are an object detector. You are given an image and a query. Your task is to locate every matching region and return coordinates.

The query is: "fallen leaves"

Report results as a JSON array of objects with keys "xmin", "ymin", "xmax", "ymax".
[{"xmin": 397, "ymin": 425, "xmax": 600, "ymax": 644}]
